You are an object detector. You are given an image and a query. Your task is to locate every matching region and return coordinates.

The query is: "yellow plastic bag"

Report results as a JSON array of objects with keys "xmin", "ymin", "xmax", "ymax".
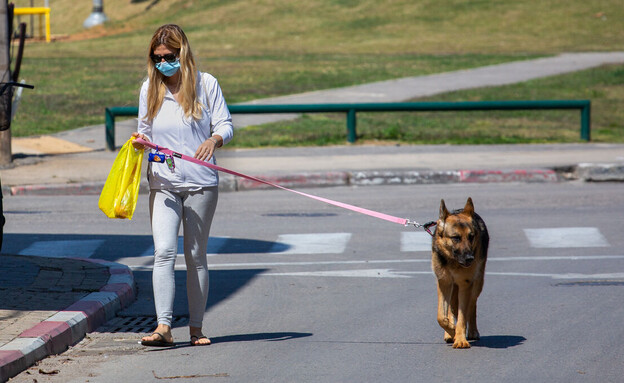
[{"xmin": 98, "ymin": 137, "xmax": 144, "ymax": 219}]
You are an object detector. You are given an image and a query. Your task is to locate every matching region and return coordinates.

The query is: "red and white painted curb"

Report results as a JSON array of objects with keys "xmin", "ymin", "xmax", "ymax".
[
  {"xmin": 6, "ymin": 164, "xmax": 624, "ymax": 197},
  {"xmin": 0, "ymin": 259, "xmax": 135, "ymax": 382}
]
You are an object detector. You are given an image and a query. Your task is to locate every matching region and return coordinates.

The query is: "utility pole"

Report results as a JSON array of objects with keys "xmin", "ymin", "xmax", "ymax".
[
  {"xmin": 0, "ymin": 2, "xmax": 30, "ymax": 251},
  {"xmin": 0, "ymin": 0, "xmax": 12, "ymax": 166},
  {"xmin": 0, "ymin": 0, "xmax": 8, "ymax": 252}
]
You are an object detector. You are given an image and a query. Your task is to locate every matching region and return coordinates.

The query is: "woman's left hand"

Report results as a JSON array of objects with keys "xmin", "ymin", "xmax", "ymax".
[{"xmin": 194, "ymin": 136, "xmax": 222, "ymax": 161}]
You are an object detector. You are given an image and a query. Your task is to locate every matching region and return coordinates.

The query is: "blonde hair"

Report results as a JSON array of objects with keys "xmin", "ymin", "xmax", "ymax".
[{"xmin": 144, "ymin": 24, "xmax": 203, "ymax": 121}]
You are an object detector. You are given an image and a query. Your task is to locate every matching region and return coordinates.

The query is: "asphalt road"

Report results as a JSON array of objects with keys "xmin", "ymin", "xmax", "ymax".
[{"xmin": 5, "ymin": 182, "xmax": 624, "ymax": 382}]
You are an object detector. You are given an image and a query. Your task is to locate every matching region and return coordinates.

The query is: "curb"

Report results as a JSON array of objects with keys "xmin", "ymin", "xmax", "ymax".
[
  {"xmin": 575, "ymin": 163, "xmax": 624, "ymax": 182},
  {"xmin": 0, "ymin": 259, "xmax": 136, "ymax": 382},
  {"xmin": 8, "ymin": 182, "xmax": 106, "ymax": 197},
  {"xmin": 4, "ymin": 165, "xmax": 624, "ymax": 197}
]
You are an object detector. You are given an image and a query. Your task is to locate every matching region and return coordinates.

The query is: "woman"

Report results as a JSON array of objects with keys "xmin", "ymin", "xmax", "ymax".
[{"xmin": 132, "ymin": 24, "xmax": 233, "ymax": 347}]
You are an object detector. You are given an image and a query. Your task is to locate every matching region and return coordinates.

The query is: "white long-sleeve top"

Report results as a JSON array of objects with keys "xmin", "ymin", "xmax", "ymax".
[{"xmin": 137, "ymin": 72, "xmax": 234, "ymax": 190}]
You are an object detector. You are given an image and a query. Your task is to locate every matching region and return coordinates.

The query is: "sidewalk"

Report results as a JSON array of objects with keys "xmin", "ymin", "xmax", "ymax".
[
  {"xmin": 3, "ymin": 120, "xmax": 624, "ymax": 196},
  {"xmin": 1, "ymin": 52, "xmax": 624, "ymax": 381},
  {"xmin": 0, "ymin": 255, "xmax": 135, "ymax": 382}
]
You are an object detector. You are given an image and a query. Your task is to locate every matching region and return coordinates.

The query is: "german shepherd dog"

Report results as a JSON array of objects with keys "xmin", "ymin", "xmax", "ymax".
[{"xmin": 432, "ymin": 197, "xmax": 489, "ymax": 349}]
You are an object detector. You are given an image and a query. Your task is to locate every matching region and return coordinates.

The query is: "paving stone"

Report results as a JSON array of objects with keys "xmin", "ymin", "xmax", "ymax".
[{"xmin": 0, "ymin": 255, "xmax": 112, "ymax": 350}]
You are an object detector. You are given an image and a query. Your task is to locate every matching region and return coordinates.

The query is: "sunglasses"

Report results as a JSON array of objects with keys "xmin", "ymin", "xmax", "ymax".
[{"xmin": 150, "ymin": 53, "xmax": 178, "ymax": 64}]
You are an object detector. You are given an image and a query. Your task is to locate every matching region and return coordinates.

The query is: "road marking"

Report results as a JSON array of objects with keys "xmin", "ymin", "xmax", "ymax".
[
  {"xmin": 524, "ymin": 227, "xmax": 609, "ymax": 248},
  {"xmin": 129, "ymin": 258, "xmax": 427, "ymax": 271},
  {"xmin": 127, "ymin": 254, "xmax": 624, "ymax": 272},
  {"xmin": 266, "ymin": 269, "xmax": 415, "ymax": 278},
  {"xmin": 206, "ymin": 254, "xmax": 624, "ymax": 269},
  {"xmin": 269, "ymin": 233, "xmax": 352, "ymax": 254},
  {"xmin": 10, "ymin": 227, "xmax": 614, "ymax": 260},
  {"xmin": 264, "ymin": 270, "xmax": 624, "ymax": 280},
  {"xmin": 487, "ymin": 272, "xmax": 624, "ymax": 279},
  {"xmin": 490, "ymin": 255, "xmax": 624, "ymax": 262},
  {"xmin": 17, "ymin": 239, "xmax": 104, "ymax": 258},
  {"xmin": 400, "ymin": 232, "xmax": 432, "ymax": 252}
]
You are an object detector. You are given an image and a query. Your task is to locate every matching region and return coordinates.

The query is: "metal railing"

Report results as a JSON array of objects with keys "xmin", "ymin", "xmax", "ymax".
[{"xmin": 105, "ymin": 100, "xmax": 591, "ymax": 150}]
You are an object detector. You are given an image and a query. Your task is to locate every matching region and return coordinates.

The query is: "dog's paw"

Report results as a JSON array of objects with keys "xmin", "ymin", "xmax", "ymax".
[{"xmin": 452, "ymin": 338, "xmax": 471, "ymax": 349}]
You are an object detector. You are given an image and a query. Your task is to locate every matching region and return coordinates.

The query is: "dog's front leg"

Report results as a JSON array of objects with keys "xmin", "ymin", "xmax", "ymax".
[
  {"xmin": 436, "ymin": 280, "xmax": 455, "ymax": 342},
  {"xmin": 453, "ymin": 286, "xmax": 472, "ymax": 349}
]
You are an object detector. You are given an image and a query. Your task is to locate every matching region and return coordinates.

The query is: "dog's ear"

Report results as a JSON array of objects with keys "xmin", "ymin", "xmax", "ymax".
[
  {"xmin": 439, "ymin": 199, "xmax": 449, "ymax": 220},
  {"xmin": 437, "ymin": 199, "xmax": 448, "ymax": 234},
  {"xmin": 463, "ymin": 197, "xmax": 475, "ymax": 216}
]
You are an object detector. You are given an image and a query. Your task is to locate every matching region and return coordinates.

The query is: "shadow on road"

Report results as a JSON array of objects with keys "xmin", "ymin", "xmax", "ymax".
[
  {"xmin": 2, "ymin": 233, "xmax": 290, "ymax": 260},
  {"xmin": 210, "ymin": 332, "xmax": 314, "ymax": 344},
  {"xmin": 1, "ymin": 233, "xmax": 285, "ymax": 322},
  {"xmin": 123, "ymin": 268, "xmax": 269, "ymax": 319},
  {"xmin": 473, "ymin": 335, "xmax": 526, "ymax": 349}
]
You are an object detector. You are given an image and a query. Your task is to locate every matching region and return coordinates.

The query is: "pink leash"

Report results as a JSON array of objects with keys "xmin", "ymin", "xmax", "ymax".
[{"xmin": 134, "ymin": 138, "xmax": 435, "ymax": 233}]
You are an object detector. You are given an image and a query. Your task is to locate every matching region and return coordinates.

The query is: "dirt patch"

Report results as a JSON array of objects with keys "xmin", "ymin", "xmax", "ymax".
[{"xmin": 12, "ymin": 136, "xmax": 93, "ymax": 155}]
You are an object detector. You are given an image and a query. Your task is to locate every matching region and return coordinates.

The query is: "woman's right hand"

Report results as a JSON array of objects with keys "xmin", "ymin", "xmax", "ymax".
[{"xmin": 131, "ymin": 132, "xmax": 149, "ymax": 150}]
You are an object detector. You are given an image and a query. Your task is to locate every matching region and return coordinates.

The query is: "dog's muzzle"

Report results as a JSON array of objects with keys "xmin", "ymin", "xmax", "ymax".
[{"xmin": 456, "ymin": 252, "xmax": 475, "ymax": 267}]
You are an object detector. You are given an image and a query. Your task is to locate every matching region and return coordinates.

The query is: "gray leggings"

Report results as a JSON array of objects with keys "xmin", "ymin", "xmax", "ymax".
[{"xmin": 149, "ymin": 187, "xmax": 218, "ymax": 328}]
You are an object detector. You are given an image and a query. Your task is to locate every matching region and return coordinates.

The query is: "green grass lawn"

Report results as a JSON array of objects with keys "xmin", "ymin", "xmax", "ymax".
[
  {"xmin": 7, "ymin": 0, "xmax": 624, "ymax": 144},
  {"xmin": 11, "ymin": 53, "xmax": 539, "ymax": 136}
]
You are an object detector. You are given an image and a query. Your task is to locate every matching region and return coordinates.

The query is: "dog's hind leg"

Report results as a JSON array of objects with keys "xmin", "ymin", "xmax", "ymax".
[
  {"xmin": 467, "ymin": 292, "xmax": 480, "ymax": 341},
  {"xmin": 467, "ymin": 272, "xmax": 484, "ymax": 341},
  {"xmin": 450, "ymin": 283, "xmax": 458, "ymax": 318},
  {"xmin": 467, "ymin": 301, "xmax": 479, "ymax": 340}
]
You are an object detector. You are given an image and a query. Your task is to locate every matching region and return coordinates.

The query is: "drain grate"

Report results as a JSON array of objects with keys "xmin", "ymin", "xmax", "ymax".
[{"xmin": 97, "ymin": 316, "xmax": 189, "ymax": 333}]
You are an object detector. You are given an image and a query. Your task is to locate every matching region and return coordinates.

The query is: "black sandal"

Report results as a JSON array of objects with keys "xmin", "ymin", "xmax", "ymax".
[{"xmin": 141, "ymin": 332, "xmax": 174, "ymax": 347}]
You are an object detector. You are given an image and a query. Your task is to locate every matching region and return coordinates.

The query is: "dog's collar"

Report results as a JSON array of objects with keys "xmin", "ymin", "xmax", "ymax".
[{"xmin": 424, "ymin": 221, "xmax": 437, "ymax": 236}]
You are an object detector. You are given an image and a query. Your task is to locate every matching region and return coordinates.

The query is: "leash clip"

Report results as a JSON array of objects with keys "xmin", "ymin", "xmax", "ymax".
[
  {"xmin": 405, "ymin": 219, "xmax": 422, "ymax": 228},
  {"xmin": 405, "ymin": 219, "xmax": 437, "ymax": 236}
]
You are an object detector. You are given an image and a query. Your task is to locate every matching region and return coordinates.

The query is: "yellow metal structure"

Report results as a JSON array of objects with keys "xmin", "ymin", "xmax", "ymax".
[{"xmin": 14, "ymin": 7, "xmax": 51, "ymax": 42}]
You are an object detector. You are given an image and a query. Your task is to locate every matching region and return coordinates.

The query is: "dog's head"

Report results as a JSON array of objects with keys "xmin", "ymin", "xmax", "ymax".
[{"xmin": 435, "ymin": 197, "xmax": 478, "ymax": 268}]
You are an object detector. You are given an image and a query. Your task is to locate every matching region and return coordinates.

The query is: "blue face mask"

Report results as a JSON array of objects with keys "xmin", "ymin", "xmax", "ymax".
[{"xmin": 155, "ymin": 59, "xmax": 181, "ymax": 77}]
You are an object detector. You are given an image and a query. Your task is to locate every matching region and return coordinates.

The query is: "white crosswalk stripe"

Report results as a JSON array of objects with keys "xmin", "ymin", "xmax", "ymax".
[
  {"xmin": 523, "ymin": 227, "xmax": 609, "ymax": 248},
  {"xmin": 17, "ymin": 239, "xmax": 105, "ymax": 258},
  {"xmin": 8, "ymin": 227, "xmax": 612, "ymax": 259},
  {"xmin": 400, "ymin": 231, "xmax": 432, "ymax": 252},
  {"xmin": 269, "ymin": 233, "xmax": 352, "ymax": 254}
]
